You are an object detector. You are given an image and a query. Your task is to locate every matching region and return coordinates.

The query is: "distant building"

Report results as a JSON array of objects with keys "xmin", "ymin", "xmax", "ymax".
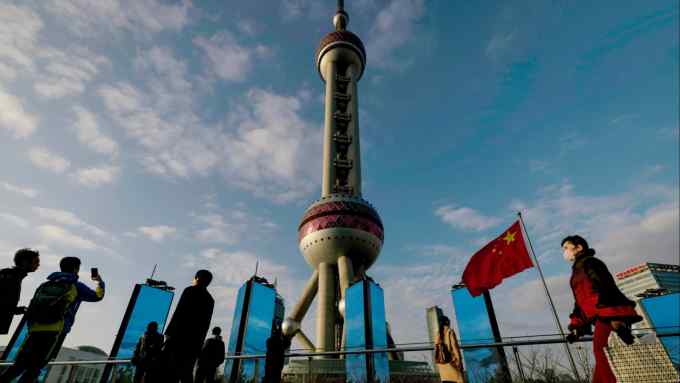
[
  {"xmin": 0, "ymin": 345, "xmax": 107, "ymax": 383},
  {"xmin": 615, "ymin": 262, "xmax": 680, "ymax": 330}
]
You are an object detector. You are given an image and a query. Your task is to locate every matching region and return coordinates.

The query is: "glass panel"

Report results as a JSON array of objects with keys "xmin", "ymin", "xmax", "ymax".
[
  {"xmin": 224, "ymin": 284, "xmax": 246, "ymax": 380},
  {"xmin": 345, "ymin": 281, "xmax": 367, "ymax": 383},
  {"xmin": 640, "ymin": 292, "xmax": 680, "ymax": 368},
  {"xmin": 369, "ymin": 282, "xmax": 390, "ymax": 383},
  {"xmin": 110, "ymin": 285, "xmax": 174, "ymax": 382},
  {"xmin": 240, "ymin": 282, "xmax": 276, "ymax": 383},
  {"xmin": 451, "ymin": 287, "xmax": 503, "ymax": 383}
]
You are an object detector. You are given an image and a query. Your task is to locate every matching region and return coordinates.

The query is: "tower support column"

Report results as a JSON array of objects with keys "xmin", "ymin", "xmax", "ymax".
[
  {"xmin": 316, "ymin": 262, "xmax": 337, "ymax": 357},
  {"xmin": 338, "ymin": 255, "xmax": 354, "ymax": 352}
]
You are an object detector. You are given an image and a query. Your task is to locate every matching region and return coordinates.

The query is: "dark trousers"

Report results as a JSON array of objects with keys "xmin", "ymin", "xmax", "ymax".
[
  {"xmin": 592, "ymin": 320, "xmax": 616, "ymax": 383},
  {"xmin": 0, "ymin": 331, "xmax": 60, "ymax": 383},
  {"xmin": 194, "ymin": 364, "xmax": 217, "ymax": 383},
  {"xmin": 161, "ymin": 350, "xmax": 197, "ymax": 383}
]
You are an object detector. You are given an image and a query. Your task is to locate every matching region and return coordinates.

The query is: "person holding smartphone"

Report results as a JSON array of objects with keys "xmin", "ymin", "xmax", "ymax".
[{"xmin": 1, "ymin": 257, "xmax": 105, "ymax": 382}]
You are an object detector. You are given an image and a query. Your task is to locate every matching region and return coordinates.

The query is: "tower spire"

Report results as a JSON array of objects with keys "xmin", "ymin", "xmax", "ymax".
[{"xmin": 334, "ymin": 0, "xmax": 349, "ymax": 31}]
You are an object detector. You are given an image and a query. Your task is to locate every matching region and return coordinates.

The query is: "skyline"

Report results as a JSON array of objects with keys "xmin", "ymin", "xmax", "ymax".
[{"xmin": 0, "ymin": 0, "xmax": 678, "ymax": 355}]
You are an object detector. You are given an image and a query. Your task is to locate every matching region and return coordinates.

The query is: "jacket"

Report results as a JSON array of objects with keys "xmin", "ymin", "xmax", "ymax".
[
  {"xmin": 198, "ymin": 336, "xmax": 225, "ymax": 368},
  {"xmin": 164, "ymin": 285, "xmax": 215, "ymax": 360},
  {"xmin": 29, "ymin": 272, "xmax": 105, "ymax": 333},
  {"xmin": 133, "ymin": 330, "xmax": 164, "ymax": 366},
  {"xmin": 0, "ymin": 267, "xmax": 28, "ymax": 334},
  {"xmin": 568, "ymin": 249, "xmax": 642, "ymax": 331},
  {"xmin": 435, "ymin": 325, "xmax": 465, "ymax": 383}
]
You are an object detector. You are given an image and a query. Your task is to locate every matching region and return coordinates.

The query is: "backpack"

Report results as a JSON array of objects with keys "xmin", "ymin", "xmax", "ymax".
[{"xmin": 26, "ymin": 280, "xmax": 75, "ymax": 324}]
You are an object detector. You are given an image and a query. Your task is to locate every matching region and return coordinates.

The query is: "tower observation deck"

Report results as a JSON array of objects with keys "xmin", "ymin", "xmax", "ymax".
[{"xmin": 282, "ymin": 0, "xmax": 385, "ymax": 358}]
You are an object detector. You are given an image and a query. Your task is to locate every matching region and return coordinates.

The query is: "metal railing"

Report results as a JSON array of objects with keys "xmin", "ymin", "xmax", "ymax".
[{"xmin": 1, "ymin": 331, "xmax": 677, "ymax": 367}]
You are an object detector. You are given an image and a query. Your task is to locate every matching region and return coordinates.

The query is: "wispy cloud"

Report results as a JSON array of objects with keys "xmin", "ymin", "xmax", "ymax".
[
  {"xmin": 38, "ymin": 224, "xmax": 98, "ymax": 250},
  {"xmin": 193, "ymin": 31, "xmax": 270, "ymax": 82},
  {"xmin": 0, "ymin": 4, "xmax": 43, "ymax": 74},
  {"xmin": 34, "ymin": 47, "xmax": 110, "ymax": 98},
  {"xmin": 366, "ymin": 0, "xmax": 426, "ymax": 70},
  {"xmin": 435, "ymin": 205, "xmax": 502, "ymax": 231},
  {"xmin": 28, "ymin": 147, "xmax": 70, "ymax": 173},
  {"xmin": 485, "ymin": 31, "xmax": 515, "ymax": 61},
  {"xmin": 43, "ymin": 0, "xmax": 191, "ymax": 36},
  {"xmin": 0, "ymin": 87, "xmax": 38, "ymax": 139},
  {"xmin": 2, "ymin": 182, "xmax": 39, "ymax": 198},
  {"xmin": 139, "ymin": 225, "xmax": 177, "ymax": 242},
  {"xmin": 72, "ymin": 106, "xmax": 118, "ymax": 157},
  {"xmin": 72, "ymin": 165, "xmax": 119, "ymax": 188},
  {"xmin": 33, "ymin": 206, "xmax": 109, "ymax": 239},
  {"xmin": 0, "ymin": 213, "xmax": 30, "ymax": 228}
]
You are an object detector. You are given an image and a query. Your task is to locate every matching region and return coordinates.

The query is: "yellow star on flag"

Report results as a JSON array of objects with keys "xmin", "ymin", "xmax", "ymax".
[{"xmin": 503, "ymin": 230, "xmax": 516, "ymax": 245}]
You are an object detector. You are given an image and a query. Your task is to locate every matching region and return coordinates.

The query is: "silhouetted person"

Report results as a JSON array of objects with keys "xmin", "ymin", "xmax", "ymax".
[
  {"xmin": 562, "ymin": 235, "xmax": 642, "ymax": 383},
  {"xmin": 263, "ymin": 325, "xmax": 290, "ymax": 383},
  {"xmin": 0, "ymin": 248, "xmax": 40, "ymax": 334},
  {"xmin": 434, "ymin": 316, "xmax": 464, "ymax": 383},
  {"xmin": 194, "ymin": 327, "xmax": 225, "ymax": 383},
  {"xmin": 1, "ymin": 257, "xmax": 105, "ymax": 383},
  {"xmin": 162, "ymin": 270, "xmax": 215, "ymax": 383},
  {"xmin": 132, "ymin": 321, "xmax": 164, "ymax": 383}
]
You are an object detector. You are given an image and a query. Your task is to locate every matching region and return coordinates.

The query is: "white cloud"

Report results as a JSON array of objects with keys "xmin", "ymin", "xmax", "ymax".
[
  {"xmin": 139, "ymin": 225, "xmax": 177, "ymax": 242},
  {"xmin": 2, "ymin": 182, "xmax": 38, "ymax": 198},
  {"xmin": 43, "ymin": 0, "xmax": 190, "ymax": 36},
  {"xmin": 72, "ymin": 106, "xmax": 118, "ymax": 156},
  {"xmin": 0, "ymin": 87, "xmax": 38, "ymax": 139},
  {"xmin": 38, "ymin": 224, "xmax": 98, "ymax": 250},
  {"xmin": 33, "ymin": 47, "xmax": 110, "ymax": 98},
  {"xmin": 193, "ymin": 209, "xmax": 277, "ymax": 245},
  {"xmin": 435, "ymin": 205, "xmax": 502, "ymax": 231},
  {"xmin": 28, "ymin": 147, "xmax": 70, "ymax": 173},
  {"xmin": 193, "ymin": 31, "xmax": 269, "ymax": 82},
  {"xmin": 72, "ymin": 165, "xmax": 119, "ymax": 188},
  {"xmin": 366, "ymin": 0, "xmax": 425, "ymax": 69},
  {"xmin": 32, "ymin": 206, "xmax": 109, "ymax": 239},
  {"xmin": 0, "ymin": 213, "xmax": 30, "ymax": 228},
  {"xmin": 220, "ymin": 88, "xmax": 321, "ymax": 202},
  {"xmin": 0, "ymin": 4, "xmax": 43, "ymax": 73}
]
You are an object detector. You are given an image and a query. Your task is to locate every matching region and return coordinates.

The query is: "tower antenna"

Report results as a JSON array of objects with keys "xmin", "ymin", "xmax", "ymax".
[
  {"xmin": 254, "ymin": 260, "xmax": 259, "ymax": 277},
  {"xmin": 150, "ymin": 264, "xmax": 157, "ymax": 280}
]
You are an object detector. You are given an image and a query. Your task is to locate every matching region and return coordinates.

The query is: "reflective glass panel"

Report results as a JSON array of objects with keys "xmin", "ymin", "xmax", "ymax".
[
  {"xmin": 345, "ymin": 281, "xmax": 367, "ymax": 383},
  {"xmin": 451, "ymin": 287, "xmax": 503, "ymax": 383},
  {"xmin": 109, "ymin": 285, "xmax": 174, "ymax": 383},
  {"xmin": 240, "ymin": 282, "xmax": 276, "ymax": 382},
  {"xmin": 640, "ymin": 292, "xmax": 680, "ymax": 368},
  {"xmin": 224, "ymin": 284, "xmax": 246, "ymax": 380},
  {"xmin": 369, "ymin": 282, "xmax": 390, "ymax": 383}
]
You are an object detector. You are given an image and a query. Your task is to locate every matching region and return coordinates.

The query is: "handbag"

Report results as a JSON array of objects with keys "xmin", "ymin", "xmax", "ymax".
[{"xmin": 605, "ymin": 331, "xmax": 679, "ymax": 383}]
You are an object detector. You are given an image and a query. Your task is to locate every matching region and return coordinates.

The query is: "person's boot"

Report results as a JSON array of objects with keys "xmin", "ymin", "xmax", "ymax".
[{"xmin": 615, "ymin": 324, "xmax": 635, "ymax": 345}]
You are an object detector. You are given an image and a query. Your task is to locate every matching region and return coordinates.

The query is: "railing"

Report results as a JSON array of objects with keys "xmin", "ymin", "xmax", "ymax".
[{"xmin": 1, "ymin": 331, "xmax": 677, "ymax": 366}]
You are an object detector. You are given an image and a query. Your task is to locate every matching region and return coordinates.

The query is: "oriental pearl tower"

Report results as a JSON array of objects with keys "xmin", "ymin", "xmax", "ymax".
[{"xmin": 282, "ymin": 0, "xmax": 384, "ymax": 356}]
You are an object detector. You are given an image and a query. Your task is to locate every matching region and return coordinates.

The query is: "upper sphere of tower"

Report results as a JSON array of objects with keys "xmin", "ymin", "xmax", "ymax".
[{"xmin": 316, "ymin": 30, "xmax": 366, "ymax": 80}]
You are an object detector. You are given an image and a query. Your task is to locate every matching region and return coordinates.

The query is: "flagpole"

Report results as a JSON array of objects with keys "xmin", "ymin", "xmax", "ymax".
[{"xmin": 517, "ymin": 212, "xmax": 581, "ymax": 381}]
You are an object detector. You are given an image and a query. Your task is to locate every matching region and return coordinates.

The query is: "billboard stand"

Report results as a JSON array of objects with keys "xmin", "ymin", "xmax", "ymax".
[{"xmin": 482, "ymin": 291, "xmax": 511, "ymax": 381}]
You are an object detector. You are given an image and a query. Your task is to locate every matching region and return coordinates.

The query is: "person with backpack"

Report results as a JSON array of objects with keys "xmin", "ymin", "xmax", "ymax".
[
  {"xmin": 194, "ymin": 327, "xmax": 226, "ymax": 383},
  {"xmin": 161, "ymin": 270, "xmax": 214, "ymax": 383},
  {"xmin": 0, "ymin": 248, "xmax": 40, "ymax": 335},
  {"xmin": 132, "ymin": 321, "xmax": 164, "ymax": 383},
  {"xmin": 434, "ymin": 316, "xmax": 464, "ymax": 383},
  {"xmin": 0, "ymin": 256, "xmax": 105, "ymax": 383}
]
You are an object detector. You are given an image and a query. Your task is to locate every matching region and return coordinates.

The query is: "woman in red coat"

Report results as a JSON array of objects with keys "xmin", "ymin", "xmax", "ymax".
[{"xmin": 562, "ymin": 235, "xmax": 642, "ymax": 383}]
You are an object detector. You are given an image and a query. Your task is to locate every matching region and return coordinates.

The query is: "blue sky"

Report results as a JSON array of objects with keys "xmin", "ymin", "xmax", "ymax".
[{"xmin": 1, "ymin": 0, "xmax": 678, "ymax": 358}]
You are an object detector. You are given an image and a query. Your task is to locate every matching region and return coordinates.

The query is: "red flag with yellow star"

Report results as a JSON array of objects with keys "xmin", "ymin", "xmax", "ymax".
[{"xmin": 462, "ymin": 220, "xmax": 534, "ymax": 296}]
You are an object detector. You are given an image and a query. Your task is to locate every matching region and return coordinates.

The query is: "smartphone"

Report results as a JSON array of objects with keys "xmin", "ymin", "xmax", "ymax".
[{"xmin": 91, "ymin": 267, "xmax": 99, "ymax": 279}]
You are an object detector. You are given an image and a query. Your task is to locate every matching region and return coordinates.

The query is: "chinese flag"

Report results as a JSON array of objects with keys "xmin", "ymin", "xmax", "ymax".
[{"xmin": 462, "ymin": 221, "xmax": 534, "ymax": 296}]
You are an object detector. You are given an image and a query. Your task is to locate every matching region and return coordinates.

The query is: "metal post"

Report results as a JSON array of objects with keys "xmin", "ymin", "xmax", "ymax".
[
  {"xmin": 518, "ymin": 212, "xmax": 581, "ymax": 381},
  {"xmin": 483, "ymin": 291, "xmax": 512, "ymax": 382},
  {"xmin": 513, "ymin": 346, "xmax": 526, "ymax": 382}
]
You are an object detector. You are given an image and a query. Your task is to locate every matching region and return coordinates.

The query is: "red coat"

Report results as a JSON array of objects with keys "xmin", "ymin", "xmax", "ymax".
[{"xmin": 568, "ymin": 249, "xmax": 642, "ymax": 331}]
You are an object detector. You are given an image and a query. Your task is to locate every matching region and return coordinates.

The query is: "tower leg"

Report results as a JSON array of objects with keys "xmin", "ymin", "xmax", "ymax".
[
  {"xmin": 337, "ymin": 255, "xmax": 354, "ymax": 352},
  {"xmin": 316, "ymin": 262, "xmax": 337, "ymax": 358}
]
